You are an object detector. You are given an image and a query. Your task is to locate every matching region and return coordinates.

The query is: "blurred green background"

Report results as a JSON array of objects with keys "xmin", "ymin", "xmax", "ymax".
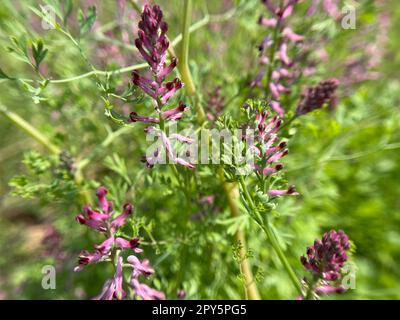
[{"xmin": 0, "ymin": 0, "xmax": 399, "ymax": 299}]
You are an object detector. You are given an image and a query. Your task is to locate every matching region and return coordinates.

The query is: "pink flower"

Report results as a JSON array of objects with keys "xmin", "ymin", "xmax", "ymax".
[
  {"xmin": 94, "ymin": 236, "xmax": 115, "ymax": 255},
  {"xmin": 268, "ymin": 185, "xmax": 299, "ymax": 197},
  {"xmin": 282, "ymin": 27, "xmax": 304, "ymax": 42},
  {"xmin": 131, "ymin": 279, "xmax": 166, "ymax": 300},
  {"xmin": 111, "ymin": 203, "xmax": 133, "ymax": 230},
  {"xmin": 115, "ymin": 237, "xmax": 143, "ymax": 253},
  {"xmin": 114, "ymin": 257, "xmax": 126, "ymax": 300},
  {"xmin": 130, "ymin": 4, "xmax": 193, "ymax": 170},
  {"xmin": 74, "ymin": 250, "xmax": 104, "ymax": 272},
  {"xmin": 128, "ymin": 255, "xmax": 155, "ymax": 278},
  {"xmin": 75, "ymin": 187, "xmax": 164, "ymax": 300},
  {"xmin": 127, "ymin": 255, "xmax": 166, "ymax": 300},
  {"xmin": 93, "ymin": 279, "xmax": 115, "ymax": 300}
]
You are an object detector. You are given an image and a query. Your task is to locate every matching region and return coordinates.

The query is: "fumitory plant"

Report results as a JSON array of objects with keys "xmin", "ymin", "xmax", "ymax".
[{"xmin": 4, "ymin": 0, "xmax": 399, "ymax": 301}]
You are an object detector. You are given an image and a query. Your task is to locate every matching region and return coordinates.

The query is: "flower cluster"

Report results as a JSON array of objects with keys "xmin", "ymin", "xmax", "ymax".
[
  {"xmin": 252, "ymin": 0, "xmax": 303, "ymax": 116},
  {"xmin": 132, "ymin": 4, "xmax": 182, "ymax": 109},
  {"xmin": 295, "ymin": 78, "xmax": 339, "ymax": 116},
  {"xmin": 244, "ymin": 105, "xmax": 298, "ymax": 197},
  {"xmin": 75, "ymin": 187, "xmax": 164, "ymax": 300},
  {"xmin": 130, "ymin": 4, "xmax": 193, "ymax": 169},
  {"xmin": 300, "ymin": 230, "xmax": 351, "ymax": 298}
]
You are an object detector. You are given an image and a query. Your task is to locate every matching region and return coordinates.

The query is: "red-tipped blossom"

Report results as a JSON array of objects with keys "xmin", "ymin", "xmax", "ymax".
[
  {"xmin": 251, "ymin": 111, "xmax": 285, "ymax": 172},
  {"xmin": 268, "ymin": 185, "xmax": 299, "ymax": 197},
  {"xmin": 128, "ymin": 255, "xmax": 155, "ymax": 278},
  {"xmin": 74, "ymin": 188, "xmax": 135, "ymax": 272},
  {"xmin": 161, "ymin": 102, "xmax": 188, "ymax": 121},
  {"xmin": 128, "ymin": 255, "xmax": 165, "ymax": 300},
  {"xmin": 74, "ymin": 250, "xmax": 104, "ymax": 272},
  {"xmin": 129, "ymin": 112, "xmax": 160, "ymax": 124},
  {"xmin": 111, "ymin": 203, "xmax": 133, "ymax": 230},
  {"xmin": 94, "ymin": 236, "xmax": 115, "ymax": 255},
  {"xmin": 115, "ymin": 237, "xmax": 143, "ymax": 253},
  {"xmin": 96, "ymin": 186, "xmax": 112, "ymax": 214}
]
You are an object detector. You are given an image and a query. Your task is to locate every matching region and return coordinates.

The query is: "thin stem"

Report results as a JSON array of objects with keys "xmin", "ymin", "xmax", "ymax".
[
  {"xmin": 180, "ymin": 0, "xmax": 195, "ymax": 95},
  {"xmin": 238, "ymin": 176, "xmax": 302, "ymax": 294},
  {"xmin": 0, "ymin": 105, "xmax": 60, "ymax": 155},
  {"xmin": 180, "ymin": 0, "xmax": 206, "ymax": 124},
  {"xmin": 221, "ymin": 174, "xmax": 261, "ymax": 300},
  {"xmin": 0, "ymin": 104, "xmax": 92, "ymax": 204},
  {"xmin": 12, "ymin": 7, "xmax": 235, "ymax": 86},
  {"xmin": 49, "ymin": 63, "xmax": 148, "ymax": 84},
  {"xmin": 278, "ymin": 115, "xmax": 297, "ymax": 132}
]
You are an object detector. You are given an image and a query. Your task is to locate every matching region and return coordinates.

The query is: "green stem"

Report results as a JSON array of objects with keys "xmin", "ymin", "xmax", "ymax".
[
  {"xmin": 50, "ymin": 63, "xmax": 148, "ymax": 84},
  {"xmin": 180, "ymin": 0, "xmax": 206, "ymax": 124},
  {"xmin": 180, "ymin": 0, "xmax": 195, "ymax": 95},
  {"xmin": 0, "ymin": 105, "xmax": 60, "ymax": 155},
  {"xmin": 0, "ymin": 104, "xmax": 91, "ymax": 204},
  {"xmin": 279, "ymin": 115, "xmax": 297, "ymax": 132},
  {"xmin": 220, "ymin": 172, "xmax": 261, "ymax": 300},
  {"xmin": 238, "ymin": 176, "xmax": 302, "ymax": 294}
]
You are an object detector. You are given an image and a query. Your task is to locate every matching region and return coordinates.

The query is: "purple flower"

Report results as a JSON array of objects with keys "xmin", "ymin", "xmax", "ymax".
[
  {"xmin": 111, "ymin": 203, "xmax": 133, "ymax": 230},
  {"xmin": 268, "ymin": 185, "xmax": 299, "ymax": 198},
  {"xmin": 130, "ymin": 4, "xmax": 193, "ymax": 169},
  {"xmin": 127, "ymin": 255, "xmax": 165, "ymax": 300},
  {"xmin": 296, "ymin": 78, "xmax": 340, "ymax": 116},
  {"xmin": 74, "ymin": 187, "xmax": 135, "ymax": 272},
  {"xmin": 301, "ymin": 230, "xmax": 351, "ymax": 281},
  {"xmin": 75, "ymin": 187, "xmax": 165, "ymax": 300},
  {"xmin": 74, "ymin": 250, "xmax": 104, "ymax": 272},
  {"xmin": 131, "ymin": 4, "xmax": 183, "ymax": 115},
  {"xmin": 93, "ymin": 279, "xmax": 115, "ymax": 300},
  {"xmin": 282, "ymin": 27, "xmax": 304, "ymax": 42},
  {"xmin": 128, "ymin": 255, "xmax": 155, "ymax": 278},
  {"xmin": 131, "ymin": 279, "xmax": 166, "ymax": 300},
  {"xmin": 115, "ymin": 237, "xmax": 143, "ymax": 253},
  {"xmin": 250, "ymin": 110, "xmax": 287, "ymax": 176},
  {"xmin": 93, "ymin": 257, "xmax": 126, "ymax": 300},
  {"xmin": 94, "ymin": 236, "xmax": 115, "ymax": 255}
]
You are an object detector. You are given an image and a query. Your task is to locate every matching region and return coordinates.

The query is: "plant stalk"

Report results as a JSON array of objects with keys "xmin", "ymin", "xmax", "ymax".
[
  {"xmin": 222, "ymin": 179, "xmax": 261, "ymax": 300},
  {"xmin": 238, "ymin": 176, "xmax": 302, "ymax": 294},
  {"xmin": 0, "ymin": 104, "xmax": 91, "ymax": 204},
  {"xmin": 180, "ymin": 0, "xmax": 206, "ymax": 124}
]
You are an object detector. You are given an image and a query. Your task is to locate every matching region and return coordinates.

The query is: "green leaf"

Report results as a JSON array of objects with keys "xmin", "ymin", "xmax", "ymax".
[
  {"xmin": 78, "ymin": 6, "xmax": 96, "ymax": 35},
  {"xmin": 32, "ymin": 39, "xmax": 48, "ymax": 69}
]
